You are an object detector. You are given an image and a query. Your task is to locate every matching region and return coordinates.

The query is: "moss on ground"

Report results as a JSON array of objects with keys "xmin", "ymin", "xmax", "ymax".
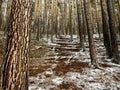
[{"xmin": 30, "ymin": 40, "xmax": 48, "ymax": 58}]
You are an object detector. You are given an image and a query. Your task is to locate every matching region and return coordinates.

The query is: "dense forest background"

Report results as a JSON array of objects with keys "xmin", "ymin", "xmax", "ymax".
[{"xmin": 0, "ymin": 0, "xmax": 120, "ymax": 90}]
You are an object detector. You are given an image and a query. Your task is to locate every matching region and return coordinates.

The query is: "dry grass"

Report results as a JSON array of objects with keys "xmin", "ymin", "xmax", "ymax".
[{"xmin": 30, "ymin": 40, "xmax": 48, "ymax": 58}]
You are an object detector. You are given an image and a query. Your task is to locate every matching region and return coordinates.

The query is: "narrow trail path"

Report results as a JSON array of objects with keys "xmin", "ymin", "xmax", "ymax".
[
  {"xmin": 29, "ymin": 35, "xmax": 120, "ymax": 90},
  {"xmin": 45, "ymin": 36, "xmax": 81, "ymax": 62}
]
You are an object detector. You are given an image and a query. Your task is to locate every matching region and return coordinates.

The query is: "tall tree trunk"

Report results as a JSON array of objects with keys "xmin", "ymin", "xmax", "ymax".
[
  {"xmin": 95, "ymin": 0, "xmax": 101, "ymax": 39},
  {"xmin": 107, "ymin": 0, "xmax": 120, "ymax": 63},
  {"xmin": 43, "ymin": 0, "xmax": 47, "ymax": 34},
  {"xmin": 76, "ymin": 0, "xmax": 84, "ymax": 49},
  {"xmin": 2, "ymin": 0, "xmax": 31, "ymax": 89},
  {"xmin": 54, "ymin": 0, "xmax": 58, "ymax": 37},
  {"xmin": 36, "ymin": 18, "xmax": 41, "ymax": 41},
  {"xmin": 46, "ymin": 0, "xmax": 51, "ymax": 39},
  {"xmin": 84, "ymin": 0, "xmax": 99, "ymax": 67},
  {"xmin": 34, "ymin": 0, "xmax": 42, "ymax": 40},
  {"xmin": 100, "ymin": 0, "xmax": 112, "ymax": 58},
  {"xmin": 4, "ymin": 0, "xmax": 12, "ymax": 35},
  {"xmin": 64, "ymin": 0, "xmax": 67, "ymax": 35},
  {"xmin": 0, "ymin": 0, "xmax": 2, "ymax": 30},
  {"xmin": 51, "ymin": 0, "xmax": 55, "ymax": 41},
  {"xmin": 69, "ymin": 1, "xmax": 73, "ymax": 39},
  {"xmin": 117, "ymin": 0, "xmax": 120, "ymax": 37},
  {"xmin": 82, "ymin": 6, "xmax": 87, "ymax": 43},
  {"xmin": 59, "ymin": 0, "xmax": 64, "ymax": 35}
]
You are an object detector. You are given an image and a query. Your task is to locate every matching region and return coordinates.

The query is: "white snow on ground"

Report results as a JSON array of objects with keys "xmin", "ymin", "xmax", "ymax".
[
  {"xmin": 52, "ymin": 77, "xmax": 63, "ymax": 85},
  {"xmin": 29, "ymin": 85, "xmax": 47, "ymax": 90},
  {"xmin": 29, "ymin": 34, "xmax": 120, "ymax": 90},
  {"xmin": 29, "ymin": 67, "xmax": 120, "ymax": 90},
  {"xmin": 93, "ymin": 34, "xmax": 100, "ymax": 38}
]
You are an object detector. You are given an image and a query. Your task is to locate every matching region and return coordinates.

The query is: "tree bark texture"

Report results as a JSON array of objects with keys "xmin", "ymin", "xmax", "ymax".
[
  {"xmin": 100, "ymin": 0, "xmax": 112, "ymax": 58},
  {"xmin": 2, "ymin": 0, "xmax": 31, "ymax": 90},
  {"xmin": 84, "ymin": 0, "xmax": 99, "ymax": 67},
  {"xmin": 107, "ymin": 0, "xmax": 120, "ymax": 63}
]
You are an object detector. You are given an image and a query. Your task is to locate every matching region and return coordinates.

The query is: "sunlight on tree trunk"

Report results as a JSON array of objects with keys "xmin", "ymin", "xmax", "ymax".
[{"xmin": 1, "ymin": 0, "xmax": 31, "ymax": 89}]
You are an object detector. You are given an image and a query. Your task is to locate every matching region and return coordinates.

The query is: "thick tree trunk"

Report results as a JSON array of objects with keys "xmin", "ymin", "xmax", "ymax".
[
  {"xmin": 2, "ymin": 0, "xmax": 31, "ymax": 90},
  {"xmin": 100, "ymin": 0, "xmax": 112, "ymax": 58},
  {"xmin": 84, "ymin": 0, "xmax": 99, "ymax": 67},
  {"xmin": 107, "ymin": 0, "xmax": 120, "ymax": 63}
]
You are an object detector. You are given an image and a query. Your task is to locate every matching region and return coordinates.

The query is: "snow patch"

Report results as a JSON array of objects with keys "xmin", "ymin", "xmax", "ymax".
[{"xmin": 52, "ymin": 77, "xmax": 63, "ymax": 85}]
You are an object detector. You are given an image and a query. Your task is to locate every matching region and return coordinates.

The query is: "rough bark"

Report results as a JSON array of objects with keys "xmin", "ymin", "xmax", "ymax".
[
  {"xmin": 84, "ymin": 0, "xmax": 99, "ymax": 67},
  {"xmin": 2, "ymin": 0, "xmax": 31, "ymax": 90}
]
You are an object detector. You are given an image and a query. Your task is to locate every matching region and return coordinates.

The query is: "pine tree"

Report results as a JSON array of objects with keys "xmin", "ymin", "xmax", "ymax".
[
  {"xmin": 84, "ymin": 0, "xmax": 99, "ymax": 67},
  {"xmin": 2, "ymin": 0, "xmax": 31, "ymax": 89},
  {"xmin": 100, "ymin": 0, "xmax": 112, "ymax": 58},
  {"xmin": 76, "ymin": 0, "xmax": 84, "ymax": 49},
  {"xmin": 107, "ymin": 0, "xmax": 120, "ymax": 63},
  {"xmin": 0, "ymin": 0, "xmax": 2, "ymax": 29}
]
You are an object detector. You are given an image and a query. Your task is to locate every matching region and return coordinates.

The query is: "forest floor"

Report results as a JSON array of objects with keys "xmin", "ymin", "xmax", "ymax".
[
  {"xmin": 0, "ymin": 34, "xmax": 120, "ymax": 90},
  {"xmin": 29, "ymin": 35, "xmax": 120, "ymax": 90}
]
